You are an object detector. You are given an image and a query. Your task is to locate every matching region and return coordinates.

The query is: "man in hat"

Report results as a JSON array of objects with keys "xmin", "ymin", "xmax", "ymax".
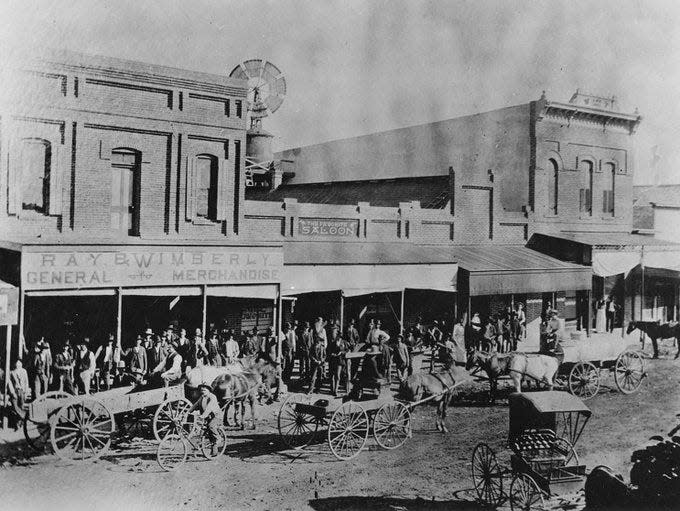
[
  {"xmin": 147, "ymin": 336, "xmax": 167, "ymax": 375},
  {"xmin": 298, "ymin": 322, "xmax": 313, "ymax": 381},
  {"xmin": 75, "ymin": 338, "xmax": 96, "ymax": 394},
  {"xmin": 187, "ymin": 384, "xmax": 223, "ymax": 455},
  {"xmin": 241, "ymin": 330, "xmax": 259, "ymax": 358},
  {"xmin": 223, "ymin": 331, "xmax": 240, "ymax": 365},
  {"xmin": 346, "ymin": 319, "xmax": 360, "ymax": 351},
  {"xmin": 377, "ymin": 332, "xmax": 392, "ymax": 383},
  {"xmin": 206, "ymin": 330, "xmax": 223, "ymax": 367},
  {"xmin": 281, "ymin": 323, "xmax": 296, "ymax": 383},
  {"xmin": 393, "ymin": 334, "xmax": 410, "ymax": 382},
  {"xmin": 31, "ymin": 340, "xmax": 48, "ymax": 399},
  {"xmin": 192, "ymin": 328, "xmax": 208, "ymax": 368},
  {"xmin": 158, "ymin": 341, "xmax": 183, "ymax": 384},
  {"xmin": 99, "ymin": 334, "xmax": 122, "ymax": 389},
  {"xmin": 307, "ymin": 335, "xmax": 326, "ymax": 395},
  {"xmin": 54, "ymin": 343, "xmax": 75, "ymax": 394},
  {"xmin": 143, "ymin": 328, "xmax": 154, "ymax": 350},
  {"xmin": 350, "ymin": 344, "xmax": 384, "ymax": 399},
  {"xmin": 127, "ymin": 335, "xmax": 147, "ymax": 383},
  {"xmin": 8, "ymin": 359, "xmax": 29, "ymax": 426}
]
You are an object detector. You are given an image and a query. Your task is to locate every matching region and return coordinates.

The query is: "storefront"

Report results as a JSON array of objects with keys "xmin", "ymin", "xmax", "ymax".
[
  {"xmin": 280, "ymin": 242, "xmax": 458, "ymax": 336},
  {"xmin": 3, "ymin": 242, "xmax": 283, "ymax": 351}
]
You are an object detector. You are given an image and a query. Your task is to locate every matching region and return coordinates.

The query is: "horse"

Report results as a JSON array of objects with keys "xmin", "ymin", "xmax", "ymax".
[
  {"xmin": 211, "ymin": 359, "xmax": 279, "ymax": 429},
  {"xmin": 466, "ymin": 350, "xmax": 558, "ymax": 403},
  {"xmin": 400, "ymin": 365, "xmax": 472, "ymax": 433},
  {"xmin": 627, "ymin": 321, "xmax": 680, "ymax": 359}
]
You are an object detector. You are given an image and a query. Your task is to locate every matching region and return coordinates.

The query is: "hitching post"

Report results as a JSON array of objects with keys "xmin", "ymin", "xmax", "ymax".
[
  {"xmin": 399, "ymin": 289, "xmax": 405, "ymax": 335},
  {"xmin": 116, "ymin": 287, "xmax": 122, "ymax": 346},
  {"xmin": 201, "ymin": 285, "xmax": 207, "ymax": 340},
  {"xmin": 339, "ymin": 291, "xmax": 344, "ymax": 335}
]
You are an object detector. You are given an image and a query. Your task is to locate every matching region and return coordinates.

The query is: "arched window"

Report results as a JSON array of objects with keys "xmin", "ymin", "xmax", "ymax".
[
  {"xmin": 111, "ymin": 148, "xmax": 141, "ymax": 236},
  {"xmin": 603, "ymin": 162, "xmax": 615, "ymax": 216},
  {"xmin": 195, "ymin": 154, "xmax": 219, "ymax": 220},
  {"xmin": 20, "ymin": 139, "xmax": 51, "ymax": 213},
  {"xmin": 578, "ymin": 159, "xmax": 594, "ymax": 215},
  {"xmin": 547, "ymin": 159, "xmax": 559, "ymax": 214}
]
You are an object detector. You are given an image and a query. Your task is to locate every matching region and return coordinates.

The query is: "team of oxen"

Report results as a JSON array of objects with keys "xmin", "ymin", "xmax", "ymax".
[{"xmin": 175, "ymin": 321, "xmax": 679, "ymax": 434}]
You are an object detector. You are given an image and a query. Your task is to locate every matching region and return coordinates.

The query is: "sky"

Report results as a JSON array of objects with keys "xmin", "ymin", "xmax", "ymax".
[{"xmin": 0, "ymin": 0, "xmax": 679, "ymax": 185}]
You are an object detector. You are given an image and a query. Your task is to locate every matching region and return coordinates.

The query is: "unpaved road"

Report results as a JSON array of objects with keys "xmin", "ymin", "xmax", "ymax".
[{"xmin": 1, "ymin": 351, "xmax": 679, "ymax": 511}]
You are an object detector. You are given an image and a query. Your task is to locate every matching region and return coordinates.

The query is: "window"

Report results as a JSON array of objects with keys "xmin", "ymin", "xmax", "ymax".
[
  {"xmin": 235, "ymin": 100, "xmax": 243, "ymax": 118},
  {"xmin": 20, "ymin": 139, "xmax": 51, "ymax": 213},
  {"xmin": 603, "ymin": 162, "xmax": 615, "ymax": 216},
  {"xmin": 578, "ymin": 159, "xmax": 593, "ymax": 215},
  {"xmin": 195, "ymin": 154, "xmax": 218, "ymax": 220},
  {"xmin": 547, "ymin": 159, "xmax": 558, "ymax": 214},
  {"xmin": 111, "ymin": 148, "xmax": 141, "ymax": 236}
]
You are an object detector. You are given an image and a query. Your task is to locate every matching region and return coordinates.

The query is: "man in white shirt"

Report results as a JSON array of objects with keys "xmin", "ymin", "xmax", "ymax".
[
  {"xmin": 224, "ymin": 333, "xmax": 240, "ymax": 364},
  {"xmin": 159, "ymin": 342, "xmax": 183, "ymax": 384},
  {"xmin": 8, "ymin": 360, "xmax": 29, "ymax": 424}
]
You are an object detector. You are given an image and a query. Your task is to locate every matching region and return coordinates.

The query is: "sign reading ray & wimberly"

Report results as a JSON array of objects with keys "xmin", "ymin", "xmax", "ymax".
[{"xmin": 21, "ymin": 246, "xmax": 283, "ymax": 290}]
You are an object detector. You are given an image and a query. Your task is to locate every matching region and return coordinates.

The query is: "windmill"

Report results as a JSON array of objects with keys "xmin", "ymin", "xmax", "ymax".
[{"xmin": 229, "ymin": 59, "xmax": 287, "ymax": 187}]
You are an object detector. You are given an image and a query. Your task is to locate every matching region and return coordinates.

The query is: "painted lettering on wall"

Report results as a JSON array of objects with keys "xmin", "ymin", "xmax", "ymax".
[
  {"xmin": 298, "ymin": 218, "xmax": 358, "ymax": 237},
  {"xmin": 21, "ymin": 247, "xmax": 283, "ymax": 290}
]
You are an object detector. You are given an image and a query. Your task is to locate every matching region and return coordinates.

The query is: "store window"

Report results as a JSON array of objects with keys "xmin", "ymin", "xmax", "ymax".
[
  {"xmin": 603, "ymin": 162, "xmax": 615, "ymax": 216},
  {"xmin": 578, "ymin": 159, "xmax": 594, "ymax": 215},
  {"xmin": 195, "ymin": 154, "xmax": 218, "ymax": 220},
  {"xmin": 547, "ymin": 158, "xmax": 558, "ymax": 214},
  {"xmin": 20, "ymin": 139, "xmax": 51, "ymax": 213}
]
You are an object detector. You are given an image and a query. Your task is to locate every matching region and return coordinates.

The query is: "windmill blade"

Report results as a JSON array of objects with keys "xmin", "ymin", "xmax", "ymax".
[
  {"xmin": 243, "ymin": 59, "xmax": 264, "ymax": 79},
  {"xmin": 228, "ymin": 64, "xmax": 248, "ymax": 80},
  {"xmin": 265, "ymin": 95, "xmax": 284, "ymax": 114}
]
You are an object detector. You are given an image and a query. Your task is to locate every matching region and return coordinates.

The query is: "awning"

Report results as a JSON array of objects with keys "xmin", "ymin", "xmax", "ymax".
[
  {"xmin": 207, "ymin": 284, "xmax": 278, "ymax": 300},
  {"xmin": 282, "ymin": 242, "xmax": 457, "ymax": 296},
  {"xmin": 282, "ymin": 264, "xmax": 457, "ymax": 296},
  {"xmin": 452, "ymin": 245, "xmax": 592, "ymax": 295},
  {"xmin": 121, "ymin": 286, "xmax": 202, "ymax": 296},
  {"xmin": 25, "ymin": 288, "xmax": 116, "ymax": 297}
]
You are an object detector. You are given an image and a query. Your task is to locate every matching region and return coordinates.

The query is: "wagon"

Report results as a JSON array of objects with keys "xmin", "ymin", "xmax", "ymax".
[
  {"xmin": 555, "ymin": 334, "xmax": 646, "ymax": 399},
  {"xmin": 22, "ymin": 383, "xmax": 190, "ymax": 462},
  {"xmin": 471, "ymin": 391, "xmax": 592, "ymax": 510}
]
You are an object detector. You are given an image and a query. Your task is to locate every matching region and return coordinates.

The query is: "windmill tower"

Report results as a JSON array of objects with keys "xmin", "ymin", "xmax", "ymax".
[{"xmin": 229, "ymin": 59, "xmax": 287, "ymax": 187}]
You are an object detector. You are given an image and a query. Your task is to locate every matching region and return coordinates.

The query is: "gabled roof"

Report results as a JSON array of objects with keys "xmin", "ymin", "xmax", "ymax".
[{"xmin": 245, "ymin": 176, "xmax": 450, "ymax": 209}]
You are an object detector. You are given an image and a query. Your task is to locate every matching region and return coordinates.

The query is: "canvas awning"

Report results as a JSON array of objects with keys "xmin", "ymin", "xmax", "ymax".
[
  {"xmin": 452, "ymin": 245, "xmax": 592, "ymax": 295},
  {"xmin": 282, "ymin": 242, "xmax": 457, "ymax": 296},
  {"xmin": 207, "ymin": 284, "xmax": 278, "ymax": 300}
]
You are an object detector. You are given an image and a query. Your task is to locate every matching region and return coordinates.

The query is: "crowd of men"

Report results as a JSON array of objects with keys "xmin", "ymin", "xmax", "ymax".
[{"xmin": 467, "ymin": 302, "xmax": 527, "ymax": 353}]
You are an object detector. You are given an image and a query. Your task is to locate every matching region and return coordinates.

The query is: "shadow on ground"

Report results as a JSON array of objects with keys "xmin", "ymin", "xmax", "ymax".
[{"xmin": 308, "ymin": 493, "xmax": 478, "ymax": 511}]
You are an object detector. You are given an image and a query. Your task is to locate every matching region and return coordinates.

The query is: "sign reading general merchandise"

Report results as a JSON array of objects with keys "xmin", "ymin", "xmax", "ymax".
[
  {"xmin": 21, "ymin": 246, "xmax": 283, "ymax": 290},
  {"xmin": 298, "ymin": 218, "xmax": 358, "ymax": 237}
]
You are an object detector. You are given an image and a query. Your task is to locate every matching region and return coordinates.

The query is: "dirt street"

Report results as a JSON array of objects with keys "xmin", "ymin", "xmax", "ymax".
[{"xmin": 1, "ymin": 354, "xmax": 679, "ymax": 511}]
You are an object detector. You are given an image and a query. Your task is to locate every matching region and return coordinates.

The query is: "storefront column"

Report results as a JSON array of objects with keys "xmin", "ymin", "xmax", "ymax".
[
  {"xmin": 201, "ymin": 285, "xmax": 207, "ymax": 338},
  {"xmin": 339, "ymin": 292, "xmax": 344, "ymax": 334},
  {"xmin": 18, "ymin": 288, "xmax": 25, "ymax": 360},
  {"xmin": 276, "ymin": 286, "xmax": 283, "ymax": 361},
  {"xmin": 467, "ymin": 294, "xmax": 472, "ymax": 325},
  {"xmin": 3, "ymin": 325, "xmax": 12, "ymax": 428},
  {"xmin": 116, "ymin": 287, "xmax": 122, "ymax": 345},
  {"xmin": 586, "ymin": 289, "xmax": 591, "ymax": 337},
  {"xmin": 399, "ymin": 289, "xmax": 405, "ymax": 334}
]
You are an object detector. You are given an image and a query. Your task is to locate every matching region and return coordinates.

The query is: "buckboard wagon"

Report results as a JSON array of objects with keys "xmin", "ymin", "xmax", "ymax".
[
  {"xmin": 277, "ymin": 375, "xmax": 470, "ymax": 460},
  {"xmin": 23, "ymin": 383, "xmax": 190, "ymax": 462},
  {"xmin": 471, "ymin": 391, "xmax": 592, "ymax": 510}
]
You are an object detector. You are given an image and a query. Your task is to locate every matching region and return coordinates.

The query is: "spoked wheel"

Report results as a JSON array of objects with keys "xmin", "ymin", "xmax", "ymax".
[
  {"xmin": 327, "ymin": 402, "xmax": 369, "ymax": 460},
  {"xmin": 471, "ymin": 442, "xmax": 504, "ymax": 507},
  {"xmin": 373, "ymin": 402, "xmax": 411, "ymax": 450},
  {"xmin": 568, "ymin": 362, "xmax": 600, "ymax": 400},
  {"xmin": 23, "ymin": 390, "xmax": 71, "ymax": 452},
  {"xmin": 278, "ymin": 394, "xmax": 321, "ymax": 449},
  {"xmin": 157, "ymin": 433, "xmax": 188, "ymax": 472},
  {"xmin": 510, "ymin": 473, "xmax": 545, "ymax": 511},
  {"xmin": 153, "ymin": 398, "xmax": 192, "ymax": 441},
  {"xmin": 552, "ymin": 436, "xmax": 579, "ymax": 466},
  {"xmin": 615, "ymin": 350, "xmax": 645, "ymax": 394},
  {"xmin": 200, "ymin": 427, "xmax": 228, "ymax": 459},
  {"xmin": 50, "ymin": 397, "xmax": 115, "ymax": 462}
]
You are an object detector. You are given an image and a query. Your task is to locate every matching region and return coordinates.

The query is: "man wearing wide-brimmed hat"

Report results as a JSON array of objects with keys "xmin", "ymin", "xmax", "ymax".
[
  {"xmin": 75, "ymin": 338, "xmax": 96, "ymax": 394},
  {"xmin": 187, "ymin": 383, "xmax": 223, "ymax": 456}
]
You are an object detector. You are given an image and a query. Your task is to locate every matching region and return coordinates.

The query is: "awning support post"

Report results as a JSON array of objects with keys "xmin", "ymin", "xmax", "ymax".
[
  {"xmin": 400, "ymin": 288, "xmax": 405, "ymax": 335},
  {"xmin": 276, "ymin": 285, "xmax": 283, "ymax": 362},
  {"xmin": 18, "ymin": 288, "xmax": 25, "ymax": 361},
  {"xmin": 586, "ymin": 289, "xmax": 591, "ymax": 338},
  {"xmin": 201, "ymin": 285, "xmax": 207, "ymax": 339},
  {"xmin": 116, "ymin": 287, "xmax": 122, "ymax": 347},
  {"xmin": 3, "ymin": 325, "xmax": 11, "ymax": 429},
  {"xmin": 339, "ymin": 291, "xmax": 345, "ymax": 334},
  {"xmin": 467, "ymin": 294, "xmax": 472, "ymax": 326}
]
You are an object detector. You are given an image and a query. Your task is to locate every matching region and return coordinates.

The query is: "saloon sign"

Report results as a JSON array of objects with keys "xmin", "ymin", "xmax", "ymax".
[
  {"xmin": 298, "ymin": 218, "xmax": 358, "ymax": 237},
  {"xmin": 21, "ymin": 246, "xmax": 283, "ymax": 290}
]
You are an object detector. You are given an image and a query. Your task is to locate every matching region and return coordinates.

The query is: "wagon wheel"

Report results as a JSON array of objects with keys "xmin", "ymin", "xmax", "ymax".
[
  {"xmin": 157, "ymin": 433, "xmax": 188, "ymax": 472},
  {"xmin": 23, "ymin": 390, "xmax": 71, "ymax": 452},
  {"xmin": 50, "ymin": 397, "xmax": 115, "ymax": 462},
  {"xmin": 568, "ymin": 362, "xmax": 600, "ymax": 400},
  {"xmin": 471, "ymin": 442, "xmax": 504, "ymax": 507},
  {"xmin": 200, "ymin": 427, "xmax": 228, "ymax": 459},
  {"xmin": 278, "ymin": 394, "xmax": 321, "ymax": 449},
  {"xmin": 373, "ymin": 402, "xmax": 411, "ymax": 450},
  {"xmin": 614, "ymin": 350, "xmax": 645, "ymax": 394},
  {"xmin": 510, "ymin": 473, "xmax": 545, "ymax": 511},
  {"xmin": 328, "ymin": 402, "xmax": 369, "ymax": 461},
  {"xmin": 552, "ymin": 436, "xmax": 579, "ymax": 466},
  {"xmin": 153, "ymin": 398, "xmax": 192, "ymax": 441}
]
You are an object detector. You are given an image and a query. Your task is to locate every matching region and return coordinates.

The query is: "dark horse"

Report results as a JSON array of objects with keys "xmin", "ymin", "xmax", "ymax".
[{"xmin": 627, "ymin": 321, "xmax": 680, "ymax": 359}]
